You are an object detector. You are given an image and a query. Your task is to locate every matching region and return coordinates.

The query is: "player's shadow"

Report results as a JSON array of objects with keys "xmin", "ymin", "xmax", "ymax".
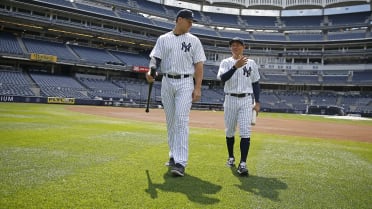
[
  {"xmin": 230, "ymin": 167, "xmax": 287, "ymax": 201},
  {"xmin": 145, "ymin": 170, "xmax": 222, "ymax": 204}
]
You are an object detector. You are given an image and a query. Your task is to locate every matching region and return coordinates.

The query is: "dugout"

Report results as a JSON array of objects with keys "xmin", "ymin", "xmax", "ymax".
[{"xmin": 307, "ymin": 105, "xmax": 345, "ymax": 116}]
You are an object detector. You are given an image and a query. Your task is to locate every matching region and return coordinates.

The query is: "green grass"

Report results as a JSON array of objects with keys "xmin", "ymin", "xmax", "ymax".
[{"xmin": 0, "ymin": 103, "xmax": 371, "ymax": 209}]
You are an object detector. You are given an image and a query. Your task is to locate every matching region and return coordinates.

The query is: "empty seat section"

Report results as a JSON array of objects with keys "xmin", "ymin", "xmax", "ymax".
[
  {"xmin": 113, "ymin": 78, "xmax": 150, "ymax": 101},
  {"xmin": 30, "ymin": 73, "xmax": 89, "ymax": 98},
  {"xmin": 70, "ymin": 45, "xmax": 122, "ymax": 64},
  {"xmin": 37, "ymin": 0, "xmax": 74, "ymax": 7},
  {"xmin": 152, "ymin": 20, "xmax": 174, "ymax": 30},
  {"xmin": 0, "ymin": 32, "xmax": 24, "ymax": 55},
  {"xmin": 352, "ymin": 71, "xmax": 372, "ymax": 84},
  {"xmin": 253, "ymin": 33, "xmax": 286, "ymax": 41},
  {"xmin": 281, "ymin": 16, "xmax": 323, "ymax": 27},
  {"xmin": 322, "ymin": 75, "xmax": 348, "ymax": 84},
  {"xmin": 291, "ymin": 75, "xmax": 319, "ymax": 84},
  {"xmin": 23, "ymin": 38, "xmax": 77, "ymax": 61},
  {"xmin": 328, "ymin": 31, "xmax": 366, "ymax": 40},
  {"xmin": 219, "ymin": 30, "xmax": 250, "ymax": 39},
  {"xmin": 288, "ymin": 33, "xmax": 323, "ymax": 41},
  {"xmin": 0, "ymin": 71, "xmax": 34, "ymax": 96},
  {"xmin": 75, "ymin": 3, "xmax": 116, "ymax": 17},
  {"xmin": 190, "ymin": 27, "xmax": 219, "ymax": 37},
  {"xmin": 204, "ymin": 12, "xmax": 239, "ymax": 27},
  {"xmin": 134, "ymin": 0, "xmax": 166, "ymax": 15},
  {"xmin": 117, "ymin": 10, "xmax": 153, "ymax": 25},
  {"xmin": 328, "ymin": 11, "xmax": 370, "ymax": 25},
  {"xmin": 241, "ymin": 16, "xmax": 277, "ymax": 27},
  {"xmin": 111, "ymin": 51, "xmax": 149, "ymax": 66}
]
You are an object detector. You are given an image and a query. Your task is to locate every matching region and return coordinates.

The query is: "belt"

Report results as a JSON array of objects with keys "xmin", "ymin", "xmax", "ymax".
[
  {"xmin": 164, "ymin": 74, "xmax": 190, "ymax": 79},
  {"xmin": 226, "ymin": 93, "xmax": 252, "ymax": 98}
]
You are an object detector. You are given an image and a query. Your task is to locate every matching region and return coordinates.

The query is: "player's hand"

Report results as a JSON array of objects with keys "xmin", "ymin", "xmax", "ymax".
[
  {"xmin": 192, "ymin": 88, "xmax": 201, "ymax": 102},
  {"xmin": 234, "ymin": 55, "xmax": 248, "ymax": 69},
  {"xmin": 253, "ymin": 102, "xmax": 260, "ymax": 114},
  {"xmin": 145, "ymin": 70, "xmax": 157, "ymax": 83}
]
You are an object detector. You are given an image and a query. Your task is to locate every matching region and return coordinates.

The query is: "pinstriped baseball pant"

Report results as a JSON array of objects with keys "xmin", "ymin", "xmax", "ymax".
[
  {"xmin": 161, "ymin": 76, "xmax": 194, "ymax": 167},
  {"xmin": 223, "ymin": 95, "xmax": 253, "ymax": 138}
]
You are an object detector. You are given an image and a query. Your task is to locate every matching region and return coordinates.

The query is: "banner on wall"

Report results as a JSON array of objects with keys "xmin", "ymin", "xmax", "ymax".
[
  {"xmin": 30, "ymin": 53, "xmax": 57, "ymax": 63},
  {"xmin": 47, "ymin": 97, "xmax": 75, "ymax": 104},
  {"xmin": 133, "ymin": 66, "xmax": 149, "ymax": 73}
]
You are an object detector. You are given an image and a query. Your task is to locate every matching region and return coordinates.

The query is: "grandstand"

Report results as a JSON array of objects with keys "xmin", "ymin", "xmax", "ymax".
[{"xmin": 0, "ymin": 0, "xmax": 371, "ymax": 116}]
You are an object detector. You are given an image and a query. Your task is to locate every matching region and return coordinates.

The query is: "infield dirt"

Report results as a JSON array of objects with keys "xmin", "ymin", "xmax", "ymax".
[{"xmin": 67, "ymin": 106, "xmax": 371, "ymax": 143}]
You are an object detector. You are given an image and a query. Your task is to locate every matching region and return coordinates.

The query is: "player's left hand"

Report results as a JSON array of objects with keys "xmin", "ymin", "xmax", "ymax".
[
  {"xmin": 192, "ymin": 88, "xmax": 201, "ymax": 102},
  {"xmin": 253, "ymin": 102, "xmax": 260, "ymax": 114}
]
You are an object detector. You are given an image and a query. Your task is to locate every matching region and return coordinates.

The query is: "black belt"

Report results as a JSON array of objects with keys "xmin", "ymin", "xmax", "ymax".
[
  {"xmin": 226, "ymin": 93, "xmax": 251, "ymax": 98},
  {"xmin": 164, "ymin": 74, "xmax": 190, "ymax": 79}
]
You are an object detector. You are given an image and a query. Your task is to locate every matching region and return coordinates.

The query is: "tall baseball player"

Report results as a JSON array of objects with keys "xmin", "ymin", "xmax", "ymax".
[
  {"xmin": 217, "ymin": 37, "xmax": 260, "ymax": 176},
  {"xmin": 146, "ymin": 9, "xmax": 206, "ymax": 177}
]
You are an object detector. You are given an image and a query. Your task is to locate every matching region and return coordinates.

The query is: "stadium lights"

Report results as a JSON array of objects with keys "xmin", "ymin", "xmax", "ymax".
[
  {"xmin": 139, "ymin": 43, "xmax": 153, "ymax": 47},
  {"xmin": 97, "ymin": 36, "xmax": 135, "ymax": 44},
  {"xmin": 47, "ymin": 29, "xmax": 93, "ymax": 37},
  {"xmin": 0, "ymin": 20, "xmax": 43, "ymax": 29}
]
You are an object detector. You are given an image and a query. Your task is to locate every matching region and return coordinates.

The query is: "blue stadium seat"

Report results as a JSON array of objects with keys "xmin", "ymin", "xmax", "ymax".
[
  {"xmin": 0, "ymin": 32, "xmax": 24, "ymax": 55},
  {"xmin": 23, "ymin": 38, "xmax": 77, "ymax": 61},
  {"xmin": 203, "ymin": 12, "xmax": 240, "ymax": 27},
  {"xmin": 69, "ymin": 45, "xmax": 122, "ymax": 64},
  {"xmin": 328, "ymin": 11, "xmax": 370, "ymax": 26},
  {"xmin": 0, "ymin": 70, "xmax": 34, "ymax": 96},
  {"xmin": 253, "ymin": 33, "xmax": 286, "ymax": 41},
  {"xmin": 110, "ymin": 51, "xmax": 149, "ymax": 67},
  {"xmin": 288, "ymin": 33, "xmax": 323, "ymax": 42},
  {"xmin": 75, "ymin": 3, "xmax": 116, "ymax": 17},
  {"xmin": 241, "ymin": 16, "xmax": 277, "ymax": 27},
  {"xmin": 281, "ymin": 16, "xmax": 323, "ymax": 27}
]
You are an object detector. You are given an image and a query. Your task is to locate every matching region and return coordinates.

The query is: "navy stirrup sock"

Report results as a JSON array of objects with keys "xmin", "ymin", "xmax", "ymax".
[
  {"xmin": 226, "ymin": 137, "xmax": 235, "ymax": 158},
  {"xmin": 240, "ymin": 137, "xmax": 250, "ymax": 163}
]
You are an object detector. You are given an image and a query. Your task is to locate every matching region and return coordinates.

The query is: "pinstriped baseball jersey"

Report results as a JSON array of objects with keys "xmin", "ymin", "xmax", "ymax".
[
  {"xmin": 217, "ymin": 57, "xmax": 260, "ymax": 94},
  {"xmin": 150, "ymin": 31, "xmax": 206, "ymax": 75}
]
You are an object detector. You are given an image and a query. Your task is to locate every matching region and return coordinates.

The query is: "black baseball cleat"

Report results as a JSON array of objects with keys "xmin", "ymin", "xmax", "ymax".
[
  {"xmin": 237, "ymin": 163, "xmax": 249, "ymax": 176},
  {"xmin": 171, "ymin": 163, "xmax": 185, "ymax": 177},
  {"xmin": 165, "ymin": 157, "xmax": 175, "ymax": 167},
  {"xmin": 226, "ymin": 157, "xmax": 235, "ymax": 167}
]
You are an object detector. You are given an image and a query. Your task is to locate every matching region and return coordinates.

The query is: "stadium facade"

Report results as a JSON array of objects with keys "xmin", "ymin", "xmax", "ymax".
[{"xmin": 0, "ymin": 0, "xmax": 371, "ymax": 116}]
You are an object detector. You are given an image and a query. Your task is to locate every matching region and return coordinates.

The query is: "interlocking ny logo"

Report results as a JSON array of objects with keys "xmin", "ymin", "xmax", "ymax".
[
  {"xmin": 243, "ymin": 66, "xmax": 252, "ymax": 77},
  {"xmin": 181, "ymin": 42, "xmax": 191, "ymax": 52}
]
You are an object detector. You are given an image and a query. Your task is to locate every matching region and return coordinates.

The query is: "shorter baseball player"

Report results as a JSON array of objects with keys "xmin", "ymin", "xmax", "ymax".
[{"xmin": 217, "ymin": 37, "xmax": 261, "ymax": 176}]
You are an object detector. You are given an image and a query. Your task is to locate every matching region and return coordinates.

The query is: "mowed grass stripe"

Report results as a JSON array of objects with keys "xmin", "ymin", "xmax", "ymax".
[{"xmin": 0, "ymin": 103, "xmax": 371, "ymax": 209}]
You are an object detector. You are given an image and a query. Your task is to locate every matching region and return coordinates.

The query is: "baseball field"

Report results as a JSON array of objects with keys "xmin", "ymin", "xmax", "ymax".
[{"xmin": 0, "ymin": 103, "xmax": 371, "ymax": 209}]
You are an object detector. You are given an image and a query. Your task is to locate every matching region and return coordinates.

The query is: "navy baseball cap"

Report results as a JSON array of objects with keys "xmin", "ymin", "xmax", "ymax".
[
  {"xmin": 229, "ymin": 37, "xmax": 245, "ymax": 46},
  {"xmin": 176, "ymin": 9, "xmax": 197, "ymax": 22}
]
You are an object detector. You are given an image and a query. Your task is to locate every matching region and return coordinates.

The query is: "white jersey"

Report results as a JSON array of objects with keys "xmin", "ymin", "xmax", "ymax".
[
  {"xmin": 150, "ymin": 31, "xmax": 206, "ymax": 75},
  {"xmin": 217, "ymin": 57, "xmax": 260, "ymax": 94}
]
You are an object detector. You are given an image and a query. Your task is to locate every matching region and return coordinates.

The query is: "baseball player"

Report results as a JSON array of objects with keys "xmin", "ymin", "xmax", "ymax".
[
  {"xmin": 217, "ymin": 37, "xmax": 260, "ymax": 176},
  {"xmin": 146, "ymin": 9, "xmax": 206, "ymax": 177}
]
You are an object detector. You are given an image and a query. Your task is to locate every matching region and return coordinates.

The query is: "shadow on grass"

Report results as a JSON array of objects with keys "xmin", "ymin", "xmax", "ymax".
[
  {"xmin": 230, "ymin": 167, "xmax": 287, "ymax": 201},
  {"xmin": 145, "ymin": 170, "xmax": 222, "ymax": 204}
]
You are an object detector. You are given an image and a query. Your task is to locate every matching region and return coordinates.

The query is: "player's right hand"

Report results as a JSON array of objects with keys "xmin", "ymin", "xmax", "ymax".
[
  {"xmin": 145, "ymin": 71, "xmax": 156, "ymax": 83},
  {"xmin": 234, "ymin": 55, "xmax": 248, "ymax": 69}
]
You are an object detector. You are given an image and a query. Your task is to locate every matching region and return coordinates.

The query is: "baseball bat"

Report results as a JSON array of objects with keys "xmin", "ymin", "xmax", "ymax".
[
  {"xmin": 145, "ymin": 67, "xmax": 157, "ymax": 113},
  {"xmin": 251, "ymin": 109, "xmax": 257, "ymax": 125}
]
